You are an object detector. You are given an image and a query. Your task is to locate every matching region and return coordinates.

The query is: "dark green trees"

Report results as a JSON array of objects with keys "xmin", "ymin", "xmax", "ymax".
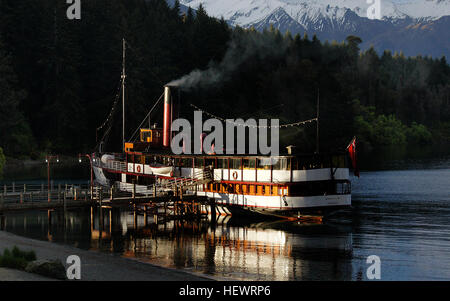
[{"xmin": 0, "ymin": 0, "xmax": 448, "ymax": 159}]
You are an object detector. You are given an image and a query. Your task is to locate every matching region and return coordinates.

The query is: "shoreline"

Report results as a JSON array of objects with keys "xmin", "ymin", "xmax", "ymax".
[{"xmin": 0, "ymin": 230, "xmax": 214, "ymax": 281}]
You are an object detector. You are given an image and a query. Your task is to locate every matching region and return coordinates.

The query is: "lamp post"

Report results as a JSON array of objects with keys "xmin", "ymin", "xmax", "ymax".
[
  {"xmin": 79, "ymin": 153, "xmax": 94, "ymax": 199},
  {"xmin": 45, "ymin": 155, "xmax": 59, "ymax": 203}
]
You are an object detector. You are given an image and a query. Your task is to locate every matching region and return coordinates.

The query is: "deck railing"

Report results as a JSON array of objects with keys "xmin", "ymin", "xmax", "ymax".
[
  {"xmin": 94, "ymin": 159, "xmax": 127, "ymax": 172},
  {"xmin": 0, "ymin": 183, "xmax": 92, "ymax": 204}
]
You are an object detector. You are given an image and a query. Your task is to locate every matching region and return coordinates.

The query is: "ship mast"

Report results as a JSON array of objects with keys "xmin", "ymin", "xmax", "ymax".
[
  {"xmin": 121, "ymin": 38, "xmax": 126, "ymax": 152},
  {"xmin": 316, "ymin": 88, "xmax": 320, "ymax": 154}
]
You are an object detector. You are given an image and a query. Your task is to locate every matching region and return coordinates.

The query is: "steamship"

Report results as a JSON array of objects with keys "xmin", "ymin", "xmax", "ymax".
[{"xmin": 92, "ymin": 41, "xmax": 352, "ymax": 219}]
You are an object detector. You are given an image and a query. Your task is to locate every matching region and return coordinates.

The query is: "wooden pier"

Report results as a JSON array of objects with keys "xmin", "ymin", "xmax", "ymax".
[{"xmin": 0, "ymin": 180, "xmax": 215, "ymax": 223}]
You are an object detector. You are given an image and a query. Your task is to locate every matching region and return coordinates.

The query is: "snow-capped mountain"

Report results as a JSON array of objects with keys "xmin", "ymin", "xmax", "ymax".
[
  {"xmin": 178, "ymin": 0, "xmax": 450, "ymax": 58},
  {"xmin": 179, "ymin": 0, "xmax": 450, "ymax": 26}
]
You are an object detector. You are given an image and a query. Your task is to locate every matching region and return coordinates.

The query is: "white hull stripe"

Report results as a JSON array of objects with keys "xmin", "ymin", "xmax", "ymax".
[{"xmin": 194, "ymin": 191, "xmax": 351, "ymax": 210}]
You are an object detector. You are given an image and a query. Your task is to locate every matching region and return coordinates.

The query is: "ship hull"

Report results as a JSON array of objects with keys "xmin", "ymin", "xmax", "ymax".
[
  {"xmin": 196, "ymin": 191, "xmax": 351, "ymax": 218},
  {"xmin": 93, "ymin": 151, "xmax": 353, "ymax": 219}
]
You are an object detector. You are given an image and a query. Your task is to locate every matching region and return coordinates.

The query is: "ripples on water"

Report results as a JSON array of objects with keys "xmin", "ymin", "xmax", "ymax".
[{"xmin": 1, "ymin": 163, "xmax": 450, "ymax": 280}]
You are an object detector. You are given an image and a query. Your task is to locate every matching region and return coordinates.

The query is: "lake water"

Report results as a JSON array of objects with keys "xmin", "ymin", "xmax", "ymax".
[{"xmin": 1, "ymin": 158, "xmax": 450, "ymax": 280}]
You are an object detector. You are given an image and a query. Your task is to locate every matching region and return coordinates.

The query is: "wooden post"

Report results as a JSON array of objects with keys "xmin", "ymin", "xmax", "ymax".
[
  {"xmin": 63, "ymin": 192, "xmax": 67, "ymax": 212},
  {"xmin": 23, "ymin": 184, "xmax": 26, "ymax": 193},
  {"xmin": 164, "ymin": 200, "xmax": 167, "ymax": 217},
  {"xmin": 110, "ymin": 186, "xmax": 114, "ymax": 201},
  {"xmin": 90, "ymin": 206, "xmax": 94, "ymax": 232},
  {"xmin": 144, "ymin": 206, "xmax": 147, "ymax": 226},
  {"xmin": 99, "ymin": 202, "xmax": 104, "ymax": 231},
  {"xmin": 74, "ymin": 188, "xmax": 77, "ymax": 201},
  {"xmin": 0, "ymin": 215, "xmax": 5, "ymax": 231},
  {"xmin": 133, "ymin": 205, "xmax": 137, "ymax": 229},
  {"xmin": 132, "ymin": 182, "xmax": 136, "ymax": 200},
  {"xmin": 153, "ymin": 183, "xmax": 156, "ymax": 197},
  {"xmin": 210, "ymin": 199, "xmax": 216, "ymax": 226},
  {"xmin": 99, "ymin": 188, "xmax": 103, "ymax": 205},
  {"xmin": 99, "ymin": 187, "xmax": 104, "ymax": 230},
  {"xmin": 109, "ymin": 210, "xmax": 112, "ymax": 233}
]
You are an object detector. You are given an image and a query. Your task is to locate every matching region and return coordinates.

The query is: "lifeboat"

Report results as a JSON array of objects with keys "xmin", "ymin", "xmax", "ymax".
[{"xmin": 149, "ymin": 163, "xmax": 174, "ymax": 177}]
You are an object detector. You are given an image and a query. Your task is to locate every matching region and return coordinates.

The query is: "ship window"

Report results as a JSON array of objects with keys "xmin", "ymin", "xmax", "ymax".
[
  {"xmin": 256, "ymin": 185, "xmax": 263, "ymax": 195},
  {"xmin": 162, "ymin": 157, "xmax": 172, "ymax": 165},
  {"xmin": 230, "ymin": 158, "xmax": 241, "ymax": 169},
  {"xmin": 243, "ymin": 159, "xmax": 256, "ymax": 169},
  {"xmin": 217, "ymin": 158, "xmax": 228, "ymax": 169},
  {"xmin": 273, "ymin": 158, "xmax": 290, "ymax": 170},
  {"xmin": 332, "ymin": 155, "xmax": 345, "ymax": 168},
  {"xmin": 271, "ymin": 186, "xmax": 277, "ymax": 195},
  {"xmin": 291, "ymin": 157, "xmax": 299, "ymax": 170},
  {"xmin": 140, "ymin": 130, "xmax": 152, "ymax": 142},
  {"xmin": 336, "ymin": 181, "xmax": 351, "ymax": 194},
  {"xmin": 195, "ymin": 158, "xmax": 204, "ymax": 168},
  {"xmin": 257, "ymin": 158, "xmax": 272, "ymax": 170},
  {"xmin": 181, "ymin": 158, "xmax": 193, "ymax": 168},
  {"xmin": 205, "ymin": 158, "xmax": 214, "ymax": 168}
]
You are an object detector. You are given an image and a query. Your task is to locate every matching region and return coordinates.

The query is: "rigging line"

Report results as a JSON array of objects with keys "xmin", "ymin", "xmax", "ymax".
[
  {"xmin": 96, "ymin": 80, "xmax": 122, "ymax": 132},
  {"xmin": 94, "ymin": 80, "xmax": 122, "ymax": 152},
  {"xmin": 128, "ymin": 92, "xmax": 165, "ymax": 143},
  {"xmin": 189, "ymin": 103, "xmax": 318, "ymax": 128}
]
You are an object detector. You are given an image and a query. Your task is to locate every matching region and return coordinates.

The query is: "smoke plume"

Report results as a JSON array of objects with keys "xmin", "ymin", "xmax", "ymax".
[{"xmin": 166, "ymin": 29, "xmax": 290, "ymax": 90}]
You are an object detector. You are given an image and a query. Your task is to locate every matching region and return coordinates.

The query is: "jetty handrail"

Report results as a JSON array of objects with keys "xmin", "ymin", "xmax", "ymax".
[
  {"xmin": 110, "ymin": 167, "xmax": 213, "ymax": 197},
  {"xmin": 157, "ymin": 166, "xmax": 213, "ymax": 191},
  {"xmin": 0, "ymin": 182, "xmax": 93, "ymax": 205},
  {"xmin": 1, "ymin": 183, "xmax": 91, "ymax": 194}
]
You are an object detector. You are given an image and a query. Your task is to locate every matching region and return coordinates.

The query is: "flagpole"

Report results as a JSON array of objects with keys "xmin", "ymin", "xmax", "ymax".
[
  {"xmin": 316, "ymin": 88, "xmax": 320, "ymax": 153},
  {"xmin": 316, "ymin": 88, "xmax": 320, "ymax": 154},
  {"xmin": 346, "ymin": 136, "xmax": 356, "ymax": 150}
]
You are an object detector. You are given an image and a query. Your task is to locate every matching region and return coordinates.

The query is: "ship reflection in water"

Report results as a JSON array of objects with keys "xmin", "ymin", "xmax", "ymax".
[{"xmin": 0, "ymin": 208, "xmax": 353, "ymax": 280}]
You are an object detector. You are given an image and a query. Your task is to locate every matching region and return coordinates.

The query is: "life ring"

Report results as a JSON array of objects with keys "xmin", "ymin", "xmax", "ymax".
[
  {"xmin": 136, "ymin": 165, "xmax": 141, "ymax": 173},
  {"xmin": 232, "ymin": 171, "xmax": 238, "ymax": 180}
]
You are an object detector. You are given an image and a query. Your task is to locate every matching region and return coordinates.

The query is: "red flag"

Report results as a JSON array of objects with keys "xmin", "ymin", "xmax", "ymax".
[{"xmin": 346, "ymin": 137, "xmax": 360, "ymax": 177}]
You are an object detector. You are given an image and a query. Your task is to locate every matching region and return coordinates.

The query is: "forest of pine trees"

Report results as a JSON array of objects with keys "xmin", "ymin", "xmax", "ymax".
[{"xmin": 0, "ymin": 0, "xmax": 449, "ymax": 164}]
